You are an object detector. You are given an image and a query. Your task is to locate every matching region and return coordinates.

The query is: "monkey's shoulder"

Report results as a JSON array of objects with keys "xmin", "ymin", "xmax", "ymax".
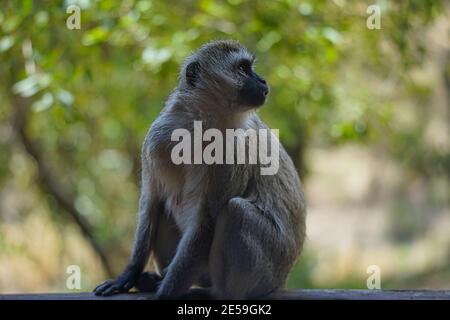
[{"xmin": 142, "ymin": 112, "xmax": 192, "ymax": 156}]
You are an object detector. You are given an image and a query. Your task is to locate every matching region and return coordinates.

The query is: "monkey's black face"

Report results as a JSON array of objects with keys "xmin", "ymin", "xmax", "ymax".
[
  {"xmin": 235, "ymin": 59, "xmax": 269, "ymax": 108},
  {"xmin": 183, "ymin": 42, "xmax": 269, "ymax": 111}
]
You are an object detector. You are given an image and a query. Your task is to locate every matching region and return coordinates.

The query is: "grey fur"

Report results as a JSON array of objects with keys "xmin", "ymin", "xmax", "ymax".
[{"xmin": 94, "ymin": 40, "xmax": 306, "ymax": 299}]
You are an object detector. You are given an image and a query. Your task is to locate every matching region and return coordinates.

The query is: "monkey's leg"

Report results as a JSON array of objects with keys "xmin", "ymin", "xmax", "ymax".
[
  {"xmin": 135, "ymin": 211, "xmax": 181, "ymax": 292},
  {"xmin": 210, "ymin": 197, "xmax": 283, "ymax": 300},
  {"xmin": 94, "ymin": 174, "xmax": 161, "ymax": 296},
  {"xmin": 152, "ymin": 211, "xmax": 181, "ymax": 274}
]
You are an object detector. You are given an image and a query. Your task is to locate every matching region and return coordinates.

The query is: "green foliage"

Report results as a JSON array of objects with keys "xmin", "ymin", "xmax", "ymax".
[{"xmin": 0, "ymin": 0, "xmax": 448, "ymax": 285}]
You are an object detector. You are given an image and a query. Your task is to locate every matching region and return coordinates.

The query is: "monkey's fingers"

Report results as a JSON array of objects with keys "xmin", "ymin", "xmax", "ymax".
[
  {"xmin": 94, "ymin": 280, "xmax": 126, "ymax": 296},
  {"xmin": 99, "ymin": 284, "xmax": 122, "ymax": 296},
  {"xmin": 95, "ymin": 279, "xmax": 134, "ymax": 296},
  {"xmin": 93, "ymin": 279, "xmax": 115, "ymax": 295}
]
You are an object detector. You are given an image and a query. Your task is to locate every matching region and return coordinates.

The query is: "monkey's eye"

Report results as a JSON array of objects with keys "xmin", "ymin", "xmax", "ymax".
[{"xmin": 237, "ymin": 60, "xmax": 252, "ymax": 75}]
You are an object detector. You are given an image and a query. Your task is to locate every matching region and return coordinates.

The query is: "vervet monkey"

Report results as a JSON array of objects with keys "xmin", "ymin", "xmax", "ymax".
[{"xmin": 94, "ymin": 40, "xmax": 306, "ymax": 299}]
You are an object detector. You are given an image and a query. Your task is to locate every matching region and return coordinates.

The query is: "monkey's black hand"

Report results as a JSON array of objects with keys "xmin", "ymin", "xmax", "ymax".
[{"xmin": 94, "ymin": 267, "xmax": 140, "ymax": 296}]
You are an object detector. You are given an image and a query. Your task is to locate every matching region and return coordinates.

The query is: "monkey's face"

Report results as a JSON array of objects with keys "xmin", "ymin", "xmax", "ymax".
[
  {"xmin": 234, "ymin": 58, "xmax": 269, "ymax": 108},
  {"xmin": 183, "ymin": 40, "xmax": 270, "ymax": 113}
]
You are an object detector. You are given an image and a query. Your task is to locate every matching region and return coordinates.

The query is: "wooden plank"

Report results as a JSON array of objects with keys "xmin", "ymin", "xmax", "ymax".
[
  {"xmin": 0, "ymin": 292, "xmax": 153, "ymax": 300},
  {"xmin": 280, "ymin": 289, "xmax": 450, "ymax": 300},
  {"xmin": 1, "ymin": 290, "xmax": 450, "ymax": 300}
]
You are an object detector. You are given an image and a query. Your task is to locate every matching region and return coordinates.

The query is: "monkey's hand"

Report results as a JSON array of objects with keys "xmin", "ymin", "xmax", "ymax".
[{"xmin": 94, "ymin": 267, "xmax": 140, "ymax": 296}]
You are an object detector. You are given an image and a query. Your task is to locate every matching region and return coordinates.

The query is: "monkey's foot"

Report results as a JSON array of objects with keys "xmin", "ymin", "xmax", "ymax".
[{"xmin": 135, "ymin": 272, "xmax": 162, "ymax": 293}]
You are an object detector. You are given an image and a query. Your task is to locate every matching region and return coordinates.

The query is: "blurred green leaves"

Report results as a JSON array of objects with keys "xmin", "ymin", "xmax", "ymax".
[
  {"xmin": 0, "ymin": 36, "xmax": 15, "ymax": 52},
  {"xmin": 0, "ymin": 0, "xmax": 447, "ymax": 284},
  {"xmin": 12, "ymin": 74, "xmax": 52, "ymax": 98}
]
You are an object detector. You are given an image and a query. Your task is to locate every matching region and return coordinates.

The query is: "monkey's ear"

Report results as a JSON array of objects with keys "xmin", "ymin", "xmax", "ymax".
[{"xmin": 186, "ymin": 61, "xmax": 201, "ymax": 87}]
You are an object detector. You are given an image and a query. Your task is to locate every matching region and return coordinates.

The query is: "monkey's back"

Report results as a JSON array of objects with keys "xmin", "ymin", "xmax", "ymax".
[{"xmin": 207, "ymin": 115, "xmax": 306, "ymax": 257}]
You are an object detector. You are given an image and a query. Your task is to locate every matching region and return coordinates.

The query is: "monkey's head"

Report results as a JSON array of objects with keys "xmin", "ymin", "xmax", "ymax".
[{"xmin": 180, "ymin": 40, "xmax": 269, "ymax": 113}]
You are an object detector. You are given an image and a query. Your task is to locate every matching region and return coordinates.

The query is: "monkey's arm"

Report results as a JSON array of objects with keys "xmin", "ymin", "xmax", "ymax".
[
  {"xmin": 156, "ymin": 205, "xmax": 213, "ymax": 299},
  {"xmin": 94, "ymin": 163, "xmax": 160, "ymax": 296}
]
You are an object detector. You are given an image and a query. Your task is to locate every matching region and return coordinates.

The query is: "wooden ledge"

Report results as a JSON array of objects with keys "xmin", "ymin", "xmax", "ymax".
[{"xmin": 1, "ymin": 289, "xmax": 450, "ymax": 300}]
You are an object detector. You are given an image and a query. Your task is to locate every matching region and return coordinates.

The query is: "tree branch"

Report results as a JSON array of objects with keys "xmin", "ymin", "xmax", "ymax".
[{"xmin": 10, "ymin": 94, "xmax": 113, "ymax": 278}]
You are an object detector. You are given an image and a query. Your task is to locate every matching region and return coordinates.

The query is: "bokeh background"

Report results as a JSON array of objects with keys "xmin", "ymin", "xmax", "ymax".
[{"xmin": 0, "ymin": 0, "xmax": 449, "ymax": 293}]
